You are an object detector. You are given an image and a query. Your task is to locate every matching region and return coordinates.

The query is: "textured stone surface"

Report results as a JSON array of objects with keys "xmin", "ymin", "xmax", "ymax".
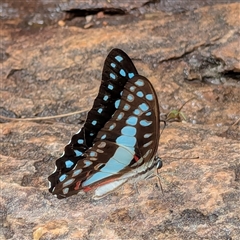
[{"xmin": 1, "ymin": 3, "xmax": 239, "ymax": 240}]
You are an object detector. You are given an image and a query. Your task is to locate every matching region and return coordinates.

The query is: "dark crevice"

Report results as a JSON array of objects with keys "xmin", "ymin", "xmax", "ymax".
[
  {"xmin": 223, "ymin": 70, "xmax": 240, "ymax": 80},
  {"xmin": 64, "ymin": 8, "xmax": 126, "ymax": 20},
  {"xmin": 142, "ymin": 0, "xmax": 161, "ymax": 7}
]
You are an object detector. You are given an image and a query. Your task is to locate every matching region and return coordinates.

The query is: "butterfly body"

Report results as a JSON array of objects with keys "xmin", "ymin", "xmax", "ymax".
[{"xmin": 48, "ymin": 49, "xmax": 161, "ymax": 199}]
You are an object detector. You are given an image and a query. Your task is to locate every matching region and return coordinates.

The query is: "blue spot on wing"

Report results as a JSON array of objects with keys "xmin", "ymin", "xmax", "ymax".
[
  {"xmin": 72, "ymin": 169, "xmax": 82, "ymax": 177},
  {"xmin": 121, "ymin": 126, "xmax": 136, "ymax": 136},
  {"xmin": 120, "ymin": 69, "xmax": 126, "ymax": 77},
  {"xmin": 127, "ymin": 94, "xmax": 134, "ymax": 101},
  {"xmin": 123, "ymin": 104, "xmax": 130, "ymax": 111},
  {"xmin": 98, "ymin": 108, "xmax": 103, "ymax": 114},
  {"xmin": 59, "ymin": 174, "xmax": 67, "ymax": 182},
  {"xmin": 133, "ymin": 109, "xmax": 141, "ymax": 116},
  {"xmin": 135, "ymin": 79, "xmax": 144, "ymax": 86},
  {"xmin": 139, "ymin": 103, "xmax": 149, "ymax": 112},
  {"xmin": 128, "ymin": 73, "xmax": 135, "ymax": 78},
  {"xmin": 109, "ymin": 124, "xmax": 115, "ymax": 130},
  {"xmin": 116, "ymin": 112, "xmax": 124, "ymax": 120},
  {"xmin": 140, "ymin": 120, "xmax": 152, "ymax": 126},
  {"xmin": 62, "ymin": 188, "xmax": 69, "ymax": 194},
  {"xmin": 84, "ymin": 160, "xmax": 92, "ymax": 167},
  {"xmin": 103, "ymin": 95, "xmax": 109, "ymax": 101},
  {"xmin": 130, "ymin": 86, "xmax": 136, "ymax": 92},
  {"xmin": 144, "ymin": 133, "xmax": 152, "ymax": 138},
  {"xmin": 146, "ymin": 94, "xmax": 153, "ymax": 100},
  {"xmin": 116, "ymin": 135, "xmax": 136, "ymax": 148},
  {"xmin": 74, "ymin": 150, "xmax": 83, "ymax": 157},
  {"xmin": 63, "ymin": 179, "xmax": 75, "ymax": 187},
  {"xmin": 111, "ymin": 62, "xmax": 116, "ymax": 68},
  {"xmin": 65, "ymin": 160, "xmax": 74, "ymax": 169},
  {"xmin": 115, "ymin": 99, "xmax": 120, "ymax": 109},
  {"xmin": 108, "ymin": 84, "xmax": 114, "ymax": 90},
  {"xmin": 92, "ymin": 120, "xmax": 97, "ymax": 126},
  {"xmin": 101, "ymin": 134, "xmax": 106, "ymax": 139},
  {"xmin": 115, "ymin": 55, "xmax": 123, "ymax": 62},
  {"xmin": 126, "ymin": 116, "xmax": 138, "ymax": 125},
  {"xmin": 90, "ymin": 151, "xmax": 97, "ymax": 157},
  {"xmin": 110, "ymin": 73, "xmax": 116, "ymax": 79},
  {"xmin": 137, "ymin": 91, "xmax": 144, "ymax": 97}
]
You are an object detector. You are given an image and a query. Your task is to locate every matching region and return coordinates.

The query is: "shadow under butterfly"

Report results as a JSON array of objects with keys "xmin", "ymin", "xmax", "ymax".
[{"xmin": 48, "ymin": 48, "xmax": 162, "ymax": 199}]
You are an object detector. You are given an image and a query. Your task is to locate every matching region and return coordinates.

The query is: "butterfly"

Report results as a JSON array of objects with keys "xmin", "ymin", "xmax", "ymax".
[{"xmin": 48, "ymin": 48, "xmax": 162, "ymax": 199}]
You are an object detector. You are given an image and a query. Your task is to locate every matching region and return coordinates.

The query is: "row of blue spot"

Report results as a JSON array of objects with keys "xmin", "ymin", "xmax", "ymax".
[
  {"xmin": 110, "ymin": 72, "xmax": 135, "ymax": 80},
  {"xmin": 109, "ymin": 54, "xmax": 135, "ymax": 80}
]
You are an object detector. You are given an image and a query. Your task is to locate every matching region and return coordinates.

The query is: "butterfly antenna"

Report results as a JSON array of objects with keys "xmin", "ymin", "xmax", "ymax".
[
  {"xmin": 178, "ymin": 97, "xmax": 196, "ymax": 111},
  {"xmin": 155, "ymin": 172, "xmax": 164, "ymax": 195},
  {"xmin": 145, "ymin": 167, "xmax": 164, "ymax": 194},
  {"xmin": 163, "ymin": 156, "xmax": 199, "ymax": 160},
  {"xmin": 160, "ymin": 119, "xmax": 167, "ymax": 136},
  {"xmin": 232, "ymin": 117, "xmax": 240, "ymax": 127}
]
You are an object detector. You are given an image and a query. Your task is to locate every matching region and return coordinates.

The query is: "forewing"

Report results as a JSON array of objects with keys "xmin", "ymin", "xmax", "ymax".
[{"xmin": 48, "ymin": 49, "xmax": 138, "ymax": 193}]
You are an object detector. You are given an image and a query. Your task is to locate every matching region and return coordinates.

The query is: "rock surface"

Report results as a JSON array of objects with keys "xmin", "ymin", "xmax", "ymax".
[{"xmin": 1, "ymin": 3, "xmax": 239, "ymax": 240}]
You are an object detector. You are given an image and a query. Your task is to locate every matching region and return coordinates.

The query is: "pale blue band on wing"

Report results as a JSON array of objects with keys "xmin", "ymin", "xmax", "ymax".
[{"xmin": 82, "ymin": 145, "xmax": 134, "ymax": 186}]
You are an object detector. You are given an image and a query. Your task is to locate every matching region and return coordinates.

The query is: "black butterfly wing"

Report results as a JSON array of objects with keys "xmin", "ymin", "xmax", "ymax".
[
  {"xmin": 52, "ymin": 75, "xmax": 160, "ymax": 199},
  {"xmin": 48, "ymin": 49, "xmax": 138, "ymax": 193}
]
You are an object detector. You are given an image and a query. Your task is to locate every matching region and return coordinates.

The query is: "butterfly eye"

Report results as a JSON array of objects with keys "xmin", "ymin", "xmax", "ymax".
[{"xmin": 155, "ymin": 157, "xmax": 163, "ymax": 170}]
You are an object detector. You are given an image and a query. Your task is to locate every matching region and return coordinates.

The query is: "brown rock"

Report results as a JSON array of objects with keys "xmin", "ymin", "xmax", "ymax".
[{"xmin": 0, "ymin": 3, "xmax": 239, "ymax": 240}]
